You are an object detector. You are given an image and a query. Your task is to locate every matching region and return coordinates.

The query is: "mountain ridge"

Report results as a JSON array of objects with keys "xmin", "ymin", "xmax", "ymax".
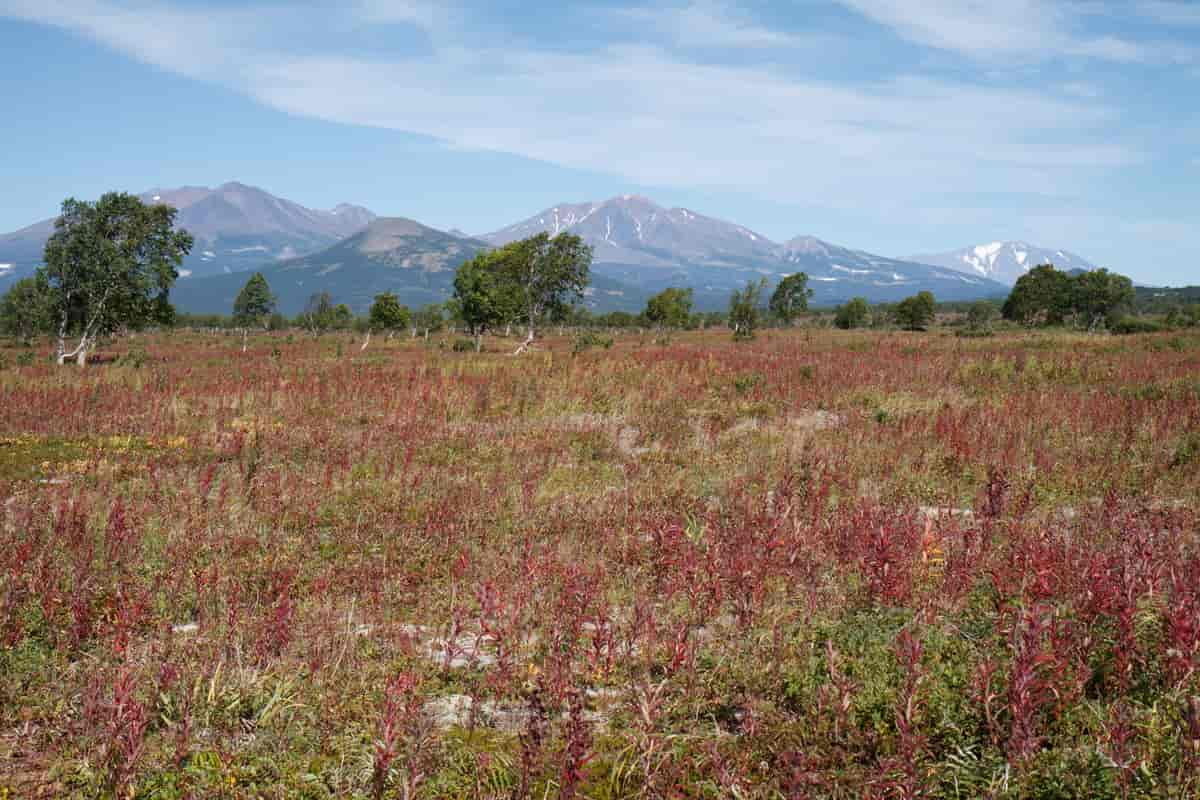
[
  {"xmin": 0, "ymin": 183, "xmax": 378, "ymax": 283},
  {"xmin": 907, "ymin": 241, "xmax": 1100, "ymax": 286}
]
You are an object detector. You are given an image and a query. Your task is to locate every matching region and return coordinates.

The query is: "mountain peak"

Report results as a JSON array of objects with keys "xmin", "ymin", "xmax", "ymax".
[{"xmin": 908, "ymin": 241, "xmax": 1099, "ymax": 286}]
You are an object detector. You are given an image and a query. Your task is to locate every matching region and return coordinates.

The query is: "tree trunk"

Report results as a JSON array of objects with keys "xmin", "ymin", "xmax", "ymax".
[
  {"xmin": 512, "ymin": 326, "xmax": 535, "ymax": 355},
  {"xmin": 361, "ymin": 330, "xmax": 371, "ymax": 351},
  {"xmin": 242, "ymin": 328, "xmax": 248, "ymax": 353}
]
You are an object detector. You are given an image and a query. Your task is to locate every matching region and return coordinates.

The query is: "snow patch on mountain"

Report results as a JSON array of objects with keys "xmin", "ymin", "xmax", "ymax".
[{"xmin": 908, "ymin": 241, "xmax": 1102, "ymax": 286}]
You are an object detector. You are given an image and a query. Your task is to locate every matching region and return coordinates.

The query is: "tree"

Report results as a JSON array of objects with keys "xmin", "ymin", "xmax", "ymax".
[
  {"xmin": 0, "ymin": 274, "xmax": 53, "ymax": 345},
  {"xmin": 498, "ymin": 233, "xmax": 592, "ymax": 353},
  {"xmin": 232, "ymin": 272, "xmax": 276, "ymax": 352},
  {"xmin": 332, "ymin": 304, "xmax": 354, "ymax": 331},
  {"xmin": 729, "ymin": 278, "xmax": 766, "ymax": 341},
  {"xmin": 1002, "ymin": 264, "xmax": 1073, "ymax": 326},
  {"xmin": 769, "ymin": 273, "xmax": 813, "ymax": 326},
  {"xmin": 298, "ymin": 292, "xmax": 336, "ymax": 335},
  {"xmin": 965, "ymin": 300, "xmax": 1000, "ymax": 335},
  {"xmin": 452, "ymin": 250, "xmax": 520, "ymax": 351},
  {"xmin": 1072, "ymin": 268, "xmax": 1135, "ymax": 330},
  {"xmin": 894, "ymin": 291, "xmax": 937, "ymax": 331},
  {"xmin": 834, "ymin": 297, "xmax": 870, "ymax": 329},
  {"xmin": 42, "ymin": 193, "xmax": 193, "ymax": 364},
  {"xmin": 367, "ymin": 292, "xmax": 411, "ymax": 343},
  {"xmin": 412, "ymin": 304, "xmax": 445, "ymax": 340},
  {"xmin": 643, "ymin": 287, "xmax": 694, "ymax": 330}
]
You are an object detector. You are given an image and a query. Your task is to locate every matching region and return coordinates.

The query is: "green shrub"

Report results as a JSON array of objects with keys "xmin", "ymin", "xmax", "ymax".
[
  {"xmin": 1110, "ymin": 315, "xmax": 1162, "ymax": 335},
  {"xmin": 1171, "ymin": 432, "xmax": 1200, "ymax": 470},
  {"xmin": 118, "ymin": 348, "xmax": 150, "ymax": 368},
  {"xmin": 573, "ymin": 332, "xmax": 614, "ymax": 355}
]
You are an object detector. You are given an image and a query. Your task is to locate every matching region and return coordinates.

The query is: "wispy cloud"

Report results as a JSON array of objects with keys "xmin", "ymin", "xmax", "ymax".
[
  {"xmin": 833, "ymin": 0, "xmax": 1196, "ymax": 63},
  {"xmin": 0, "ymin": 0, "xmax": 1141, "ymax": 216}
]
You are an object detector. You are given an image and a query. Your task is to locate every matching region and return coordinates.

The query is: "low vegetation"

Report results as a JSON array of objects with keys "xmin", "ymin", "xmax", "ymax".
[{"xmin": 1, "ymin": 322, "xmax": 1198, "ymax": 798}]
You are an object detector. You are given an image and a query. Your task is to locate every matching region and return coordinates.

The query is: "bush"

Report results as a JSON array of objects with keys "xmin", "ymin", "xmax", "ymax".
[
  {"xmin": 572, "ymin": 332, "xmax": 614, "ymax": 355},
  {"xmin": 451, "ymin": 338, "xmax": 476, "ymax": 353},
  {"xmin": 118, "ymin": 349, "xmax": 150, "ymax": 368},
  {"xmin": 1171, "ymin": 432, "xmax": 1200, "ymax": 470},
  {"xmin": 835, "ymin": 297, "xmax": 870, "ymax": 329},
  {"xmin": 1109, "ymin": 315, "xmax": 1162, "ymax": 335}
]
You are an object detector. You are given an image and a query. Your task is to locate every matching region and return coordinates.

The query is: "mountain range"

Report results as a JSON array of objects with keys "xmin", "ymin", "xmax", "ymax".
[
  {"xmin": 484, "ymin": 196, "xmax": 1008, "ymax": 308},
  {"xmin": 907, "ymin": 241, "xmax": 1100, "ymax": 286},
  {"xmin": 2, "ymin": 182, "xmax": 1118, "ymax": 314},
  {"xmin": 0, "ymin": 182, "xmax": 375, "ymax": 287}
]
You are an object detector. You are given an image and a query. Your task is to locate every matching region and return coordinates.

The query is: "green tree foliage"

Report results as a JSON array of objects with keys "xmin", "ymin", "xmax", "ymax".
[
  {"xmin": 1002, "ymin": 264, "xmax": 1075, "ymax": 325},
  {"xmin": 643, "ymin": 287, "xmax": 694, "ymax": 329},
  {"xmin": 452, "ymin": 250, "xmax": 520, "ymax": 350},
  {"xmin": 450, "ymin": 233, "xmax": 591, "ymax": 353},
  {"xmin": 834, "ymin": 297, "xmax": 870, "ymax": 330},
  {"xmin": 298, "ymin": 292, "xmax": 337, "ymax": 335},
  {"xmin": 729, "ymin": 278, "xmax": 766, "ymax": 341},
  {"xmin": 42, "ymin": 192, "xmax": 193, "ymax": 364},
  {"xmin": 412, "ymin": 304, "xmax": 445, "ymax": 339},
  {"xmin": 503, "ymin": 232, "xmax": 592, "ymax": 352},
  {"xmin": 0, "ymin": 274, "xmax": 54, "ymax": 345},
  {"xmin": 232, "ymin": 273, "xmax": 276, "ymax": 329},
  {"xmin": 769, "ymin": 272, "xmax": 813, "ymax": 325},
  {"xmin": 332, "ymin": 304, "xmax": 354, "ymax": 330},
  {"xmin": 894, "ymin": 291, "xmax": 937, "ymax": 331},
  {"xmin": 964, "ymin": 300, "xmax": 1000, "ymax": 335},
  {"xmin": 1004, "ymin": 264, "xmax": 1137, "ymax": 330},
  {"xmin": 368, "ymin": 292, "xmax": 411, "ymax": 336},
  {"xmin": 1072, "ymin": 268, "xmax": 1135, "ymax": 329}
]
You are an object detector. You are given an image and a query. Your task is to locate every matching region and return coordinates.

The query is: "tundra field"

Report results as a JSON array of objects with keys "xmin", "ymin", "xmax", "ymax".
[{"xmin": 1, "ymin": 327, "xmax": 1199, "ymax": 799}]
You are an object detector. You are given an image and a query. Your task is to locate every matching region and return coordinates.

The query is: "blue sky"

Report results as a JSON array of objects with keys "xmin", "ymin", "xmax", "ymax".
[{"xmin": 1, "ymin": 1, "xmax": 1197, "ymax": 284}]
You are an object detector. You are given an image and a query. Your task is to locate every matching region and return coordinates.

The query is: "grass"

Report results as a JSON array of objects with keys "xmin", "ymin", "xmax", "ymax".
[{"xmin": 0, "ymin": 326, "xmax": 1198, "ymax": 798}]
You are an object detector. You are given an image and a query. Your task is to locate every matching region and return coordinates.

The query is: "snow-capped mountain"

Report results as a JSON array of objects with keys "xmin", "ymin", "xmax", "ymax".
[
  {"xmin": 779, "ymin": 236, "xmax": 1007, "ymax": 304},
  {"xmin": 172, "ymin": 216, "xmax": 645, "ymax": 315},
  {"xmin": 0, "ymin": 182, "xmax": 377, "ymax": 281},
  {"xmin": 907, "ymin": 242, "xmax": 1100, "ymax": 286},
  {"xmin": 485, "ymin": 197, "xmax": 1008, "ymax": 306},
  {"xmin": 485, "ymin": 195, "xmax": 781, "ymax": 270}
]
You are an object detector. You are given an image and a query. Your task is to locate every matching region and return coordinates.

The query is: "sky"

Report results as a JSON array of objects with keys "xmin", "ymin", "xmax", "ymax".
[{"xmin": 0, "ymin": 1, "xmax": 1197, "ymax": 284}]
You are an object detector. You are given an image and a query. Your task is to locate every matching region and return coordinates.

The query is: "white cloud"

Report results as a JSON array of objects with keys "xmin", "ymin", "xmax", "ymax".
[
  {"xmin": 619, "ymin": 1, "xmax": 805, "ymax": 48},
  {"xmin": 832, "ymin": 0, "xmax": 1193, "ymax": 63},
  {"xmin": 0, "ymin": 0, "xmax": 1143, "ymax": 213}
]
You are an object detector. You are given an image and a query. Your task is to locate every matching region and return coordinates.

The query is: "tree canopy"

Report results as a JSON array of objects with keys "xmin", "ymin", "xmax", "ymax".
[
  {"xmin": 232, "ymin": 273, "xmax": 276, "ymax": 329},
  {"xmin": 1002, "ymin": 264, "xmax": 1075, "ymax": 326},
  {"xmin": 834, "ymin": 297, "xmax": 870, "ymax": 330},
  {"xmin": 643, "ymin": 287, "xmax": 694, "ymax": 329},
  {"xmin": 42, "ymin": 192, "xmax": 193, "ymax": 364},
  {"xmin": 1072, "ymin": 268, "xmax": 1135, "ymax": 329},
  {"xmin": 452, "ymin": 250, "xmax": 520, "ymax": 349},
  {"xmin": 769, "ymin": 273, "xmax": 813, "ymax": 325},
  {"xmin": 1003, "ymin": 264, "xmax": 1135, "ymax": 329},
  {"xmin": 450, "ymin": 232, "xmax": 592, "ymax": 353},
  {"xmin": 729, "ymin": 278, "xmax": 766, "ymax": 341},
  {"xmin": 0, "ymin": 274, "xmax": 53, "ymax": 345},
  {"xmin": 368, "ymin": 292, "xmax": 411, "ymax": 335},
  {"xmin": 894, "ymin": 291, "xmax": 937, "ymax": 331}
]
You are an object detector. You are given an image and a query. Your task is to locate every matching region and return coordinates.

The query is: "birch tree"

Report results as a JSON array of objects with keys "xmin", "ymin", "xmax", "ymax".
[
  {"xmin": 500, "ymin": 232, "xmax": 592, "ymax": 354},
  {"xmin": 42, "ymin": 193, "xmax": 192, "ymax": 365}
]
